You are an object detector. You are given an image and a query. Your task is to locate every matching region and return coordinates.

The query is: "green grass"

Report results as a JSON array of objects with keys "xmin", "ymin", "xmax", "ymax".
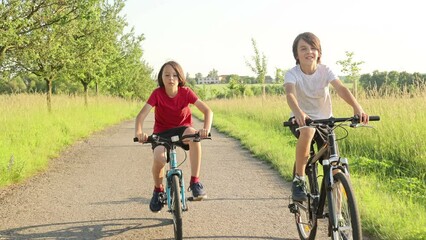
[
  {"xmin": 0, "ymin": 94, "xmax": 140, "ymax": 186},
  {"xmin": 2, "ymin": 92, "xmax": 425, "ymax": 239},
  {"xmin": 194, "ymin": 94, "xmax": 426, "ymax": 240}
]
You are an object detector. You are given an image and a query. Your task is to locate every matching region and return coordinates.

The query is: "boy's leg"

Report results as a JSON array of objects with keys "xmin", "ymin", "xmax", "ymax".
[
  {"xmin": 183, "ymin": 127, "xmax": 201, "ymax": 178},
  {"xmin": 183, "ymin": 127, "xmax": 207, "ymax": 199},
  {"xmin": 152, "ymin": 146, "xmax": 167, "ymax": 188},
  {"xmin": 149, "ymin": 146, "xmax": 167, "ymax": 212},
  {"xmin": 292, "ymin": 127, "xmax": 315, "ymax": 202},
  {"xmin": 295, "ymin": 128, "xmax": 316, "ymax": 177}
]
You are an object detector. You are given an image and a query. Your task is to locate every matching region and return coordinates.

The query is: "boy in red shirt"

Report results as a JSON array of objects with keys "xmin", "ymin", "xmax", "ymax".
[{"xmin": 135, "ymin": 61, "xmax": 213, "ymax": 212}]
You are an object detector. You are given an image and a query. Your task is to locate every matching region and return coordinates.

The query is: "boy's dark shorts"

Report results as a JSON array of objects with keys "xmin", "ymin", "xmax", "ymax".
[
  {"xmin": 288, "ymin": 117, "xmax": 327, "ymax": 150},
  {"xmin": 152, "ymin": 126, "xmax": 190, "ymax": 151}
]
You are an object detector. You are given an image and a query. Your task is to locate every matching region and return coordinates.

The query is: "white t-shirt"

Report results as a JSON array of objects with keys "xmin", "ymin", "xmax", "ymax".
[{"xmin": 284, "ymin": 64, "xmax": 337, "ymax": 119}]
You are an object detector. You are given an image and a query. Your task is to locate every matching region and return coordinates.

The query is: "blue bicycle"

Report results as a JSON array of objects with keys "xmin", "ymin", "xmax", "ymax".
[{"xmin": 134, "ymin": 132, "xmax": 211, "ymax": 240}]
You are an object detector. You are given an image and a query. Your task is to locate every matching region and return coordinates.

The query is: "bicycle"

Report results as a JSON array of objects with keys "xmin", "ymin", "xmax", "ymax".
[
  {"xmin": 284, "ymin": 115, "xmax": 380, "ymax": 240},
  {"xmin": 134, "ymin": 132, "xmax": 211, "ymax": 240}
]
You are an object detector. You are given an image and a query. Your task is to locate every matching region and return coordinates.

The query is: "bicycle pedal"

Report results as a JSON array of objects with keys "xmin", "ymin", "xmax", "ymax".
[{"xmin": 288, "ymin": 203, "xmax": 299, "ymax": 214}]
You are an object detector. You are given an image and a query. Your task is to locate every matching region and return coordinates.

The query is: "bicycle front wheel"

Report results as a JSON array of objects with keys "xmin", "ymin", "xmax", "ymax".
[
  {"xmin": 329, "ymin": 172, "xmax": 362, "ymax": 240},
  {"xmin": 171, "ymin": 174, "xmax": 183, "ymax": 240}
]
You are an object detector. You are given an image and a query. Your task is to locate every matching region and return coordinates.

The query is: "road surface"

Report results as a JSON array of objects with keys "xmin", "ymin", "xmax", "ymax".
[{"xmin": 0, "ymin": 113, "xmax": 333, "ymax": 239}]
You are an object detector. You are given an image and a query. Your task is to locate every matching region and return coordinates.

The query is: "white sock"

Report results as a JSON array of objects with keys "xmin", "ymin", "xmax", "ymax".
[{"xmin": 293, "ymin": 175, "xmax": 305, "ymax": 182}]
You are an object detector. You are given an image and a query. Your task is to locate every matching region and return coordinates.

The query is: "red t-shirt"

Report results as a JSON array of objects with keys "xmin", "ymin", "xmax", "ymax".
[{"xmin": 147, "ymin": 87, "xmax": 199, "ymax": 133}]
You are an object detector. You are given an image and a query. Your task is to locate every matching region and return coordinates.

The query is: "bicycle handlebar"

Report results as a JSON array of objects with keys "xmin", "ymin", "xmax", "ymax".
[
  {"xmin": 283, "ymin": 115, "xmax": 380, "ymax": 127},
  {"xmin": 133, "ymin": 132, "xmax": 212, "ymax": 143}
]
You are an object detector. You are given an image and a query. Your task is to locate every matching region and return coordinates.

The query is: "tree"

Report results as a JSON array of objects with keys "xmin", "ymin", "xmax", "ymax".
[
  {"xmin": 195, "ymin": 73, "xmax": 202, "ymax": 84},
  {"xmin": 2, "ymin": 0, "xmax": 102, "ymax": 110},
  {"xmin": 207, "ymin": 69, "xmax": 218, "ymax": 78},
  {"xmin": 246, "ymin": 38, "xmax": 267, "ymax": 98},
  {"xmin": 336, "ymin": 51, "xmax": 364, "ymax": 98},
  {"xmin": 275, "ymin": 68, "xmax": 286, "ymax": 84}
]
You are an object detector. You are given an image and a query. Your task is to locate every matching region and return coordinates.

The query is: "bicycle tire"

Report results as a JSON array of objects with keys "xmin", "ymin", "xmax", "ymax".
[
  {"xmin": 292, "ymin": 163, "xmax": 319, "ymax": 240},
  {"xmin": 328, "ymin": 172, "xmax": 362, "ymax": 240},
  {"xmin": 171, "ymin": 174, "xmax": 183, "ymax": 240}
]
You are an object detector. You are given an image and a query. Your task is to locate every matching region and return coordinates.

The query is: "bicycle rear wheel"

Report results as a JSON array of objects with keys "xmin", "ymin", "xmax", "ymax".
[
  {"xmin": 291, "ymin": 163, "xmax": 318, "ymax": 240},
  {"xmin": 329, "ymin": 172, "xmax": 362, "ymax": 240},
  {"xmin": 171, "ymin": 174, "xmax": 183, "ymax": 240}
]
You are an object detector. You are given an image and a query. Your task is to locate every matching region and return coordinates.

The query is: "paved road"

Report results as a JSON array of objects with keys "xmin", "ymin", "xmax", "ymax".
[{"xmin": 0, "ymin": 113, "xmax": 330, "ymax": 239}]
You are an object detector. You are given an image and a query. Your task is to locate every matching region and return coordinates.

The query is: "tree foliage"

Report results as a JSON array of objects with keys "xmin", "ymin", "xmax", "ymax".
[
  {"xmin": 359, "ymin": 70, "xmax": 425, "ymax": 95},
  {"xmin": 246, "ymin": 38, "xmax": 267, "ymax": 98},
  {"xmin": 0, "ymin": 0, "xmax": 154, "ymax": 106},
  {"xmin": 336, "ymin": 51, "xmax": 364, "ymax": 98}
]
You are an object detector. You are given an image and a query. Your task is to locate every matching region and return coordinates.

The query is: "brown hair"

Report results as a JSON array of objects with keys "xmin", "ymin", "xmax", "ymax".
[
  {"xmin": 157, "ymin": 61, "xmax": 186, "ymax": 87},
  {"xmin": 292, "ymin": 32, "xmax": 322, "ymax": 65}
]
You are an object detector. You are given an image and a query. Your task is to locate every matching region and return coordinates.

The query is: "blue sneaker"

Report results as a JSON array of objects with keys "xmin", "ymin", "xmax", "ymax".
[
  {"xmin": 189, "ymin": 182, "xmax": 207, "ymax": 200},
  {"xmin": 292, "ymin": 179, "xmax": 307, "ymax": 202},
  {"xmin": 149, "ymin": 191, "xmax": 164, "ymax": 212}
]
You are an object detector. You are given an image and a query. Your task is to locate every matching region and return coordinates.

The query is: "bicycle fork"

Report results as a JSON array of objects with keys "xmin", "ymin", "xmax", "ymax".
[
  {"xmin": 323, "ymin": 160, "xmax": 347, "ymax": 237},
  {"xmin": 166, "ymin": 148, "xmax": 188, "ymax": 211}
]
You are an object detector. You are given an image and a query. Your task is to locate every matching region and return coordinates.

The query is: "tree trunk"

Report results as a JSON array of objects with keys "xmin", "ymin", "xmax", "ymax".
[
  {"xmin": 83, "ymin": 83, "xmax": 89, "ymax": 107},
  {"xmin": 45, "ymin": 78, "xmax": 52, "ymax": 112},
  {"xmin": 353, "ymin": 78, "xmax": 358, "ymax": 99}
]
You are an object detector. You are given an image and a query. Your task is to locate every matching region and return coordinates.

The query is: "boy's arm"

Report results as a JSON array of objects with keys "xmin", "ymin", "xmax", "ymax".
[
  {"xmin": 135, "ymin": 103, "xmax": 153, "ymax": 142},
  {"xmin": 193, "ymin": 99, "xmax": 213, "ymax": 137},
  {"xmin": 285, "ymin": 83, "xmax": 308, "ymax": 126},
  {"xmin": 330, "ymin": 79, "xmax": 368, "ymax": 124}
]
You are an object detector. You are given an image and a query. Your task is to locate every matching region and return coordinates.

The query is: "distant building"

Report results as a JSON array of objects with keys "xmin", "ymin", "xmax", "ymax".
[{"xmin": 197, "ymin": 76, "xmax": 222, "ymax": 84}]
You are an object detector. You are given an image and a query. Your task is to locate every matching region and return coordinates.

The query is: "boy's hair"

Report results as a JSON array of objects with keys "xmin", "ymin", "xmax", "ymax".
[
  {"xmin": 157, "ymin": 61, "xmax": 186, "ymax": 87},
  {"xmin": 292, "ymin": 32, "xmax": 322, "ymax": 65}
]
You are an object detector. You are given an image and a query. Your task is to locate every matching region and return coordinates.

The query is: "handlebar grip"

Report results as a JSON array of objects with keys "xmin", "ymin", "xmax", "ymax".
[
  {"xmin": 369, "ymin": 116, "xmax": 380, "ymax": 121},
  {"xmin": 283, "ymin": 119, "xmax": 312, "ymax": 127},
  {"xmin": 133, "ymin": 135, "xmax": 155, "ymax": 142},
  {"xmin": 283, "ymin": 121, "xmax": 294, "ymax": 127}
]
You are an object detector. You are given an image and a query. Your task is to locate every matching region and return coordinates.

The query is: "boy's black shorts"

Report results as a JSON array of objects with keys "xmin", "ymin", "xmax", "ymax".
[{"xmin": 151, "ymin": 126, "xmax": 190, "ymax": 151}]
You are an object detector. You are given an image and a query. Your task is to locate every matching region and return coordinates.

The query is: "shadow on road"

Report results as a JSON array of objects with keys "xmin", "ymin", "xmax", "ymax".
[
  {"xmin": 0, "ymin": 218, "xmax": 170, "ymax": 239},
  {"xmin": 204, "ymin": 197, "xmax": 287, "ymax": 202},
  {"xmin": 155, "ymin": 236, "xmax": 298, "ymax": 240}
]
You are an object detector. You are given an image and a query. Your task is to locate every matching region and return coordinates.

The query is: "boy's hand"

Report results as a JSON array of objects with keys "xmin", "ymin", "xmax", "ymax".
[
  {"xmin": 359, "ymin": 112, "xmax": 369, "ymax": 124},
  {"xmin": 135, "ymin": 132, "xmax": 148, "ymax": 143},
  {"xmin": 354, "ymin": 107, "xmax": 369, "ymax": 125},
  {"xmin": 293, "ymin": 112, "xmax": 309, "ymax": 126},
  {"xmin": 198, "ymin": 128, "xmax": 209, "ymax": 138}
]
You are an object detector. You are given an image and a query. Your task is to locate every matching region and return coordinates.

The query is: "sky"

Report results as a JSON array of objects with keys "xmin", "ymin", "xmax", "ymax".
[{"xmin": 121, "ymin": 0, "xmax": 425, "ymax": 78}]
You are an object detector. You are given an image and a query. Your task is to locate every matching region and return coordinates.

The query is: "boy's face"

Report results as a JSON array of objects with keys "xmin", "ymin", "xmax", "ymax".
[
  {"xmin": 162, "ymin": 64, "xmax": 179, "ymax": 89},
  {"xmin": 296, "ymin": 39, "xmax": 319, "ymax": 66}
]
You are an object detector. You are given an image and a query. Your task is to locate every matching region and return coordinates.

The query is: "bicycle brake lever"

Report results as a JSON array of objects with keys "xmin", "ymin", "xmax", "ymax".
[{"xmin": 350, "ymin": 123, "xmax": 375, "ymax": 128}]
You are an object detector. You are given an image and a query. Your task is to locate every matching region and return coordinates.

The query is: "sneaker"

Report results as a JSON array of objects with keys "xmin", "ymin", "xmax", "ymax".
[
  {"xmin": 149, "ymin": 191, "xmax": 164, "ymax": 212},
  {"xmin": 189, "ymin": 182, "xmax": 207, "ymax": 200},
  {"xmin": 292, "ymin": 179, "xmax": 308, "ymax": 202}
]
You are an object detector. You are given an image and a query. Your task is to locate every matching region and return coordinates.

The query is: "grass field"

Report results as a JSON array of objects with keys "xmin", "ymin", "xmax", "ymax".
[
  {"xmin": 1, "ymin": 92, "xmax": 425, "ymax": 239},
  {"xmin": 193, "ymin": 93, "xmax": 426, "ymax": 239},
  {"xmin": 0, "ymin": 94, "xmax": 140, "ymax": 186}
]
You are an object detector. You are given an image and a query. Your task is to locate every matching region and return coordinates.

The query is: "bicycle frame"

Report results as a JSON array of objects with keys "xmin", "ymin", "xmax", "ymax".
[
  {"xmin": 315, "ymin": 127, "xmax": 348, "ymax": 233},
  {"xmin": 165, "ymin": 142, "xmax": 188, "ymax": 212}
]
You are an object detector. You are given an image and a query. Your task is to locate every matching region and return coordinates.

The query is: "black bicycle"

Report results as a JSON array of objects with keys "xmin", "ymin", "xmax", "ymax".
[
  {"xmin": 284, "ymin": 115, "xmax": 380, "ymax": 240},
  {"xmin": 134, "ymin": 132, "xmax": 211, "ymax": 240}
]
